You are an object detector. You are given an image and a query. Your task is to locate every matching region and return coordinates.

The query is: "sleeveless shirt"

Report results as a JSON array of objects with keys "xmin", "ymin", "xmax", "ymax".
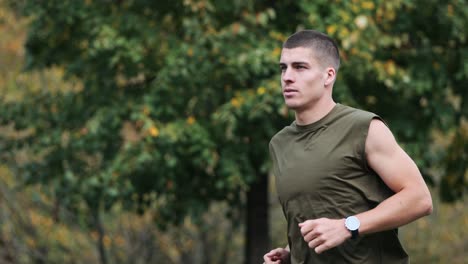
[{"xmin": 269, "ymin": 104, "xmax": 409, "ymax": 264}]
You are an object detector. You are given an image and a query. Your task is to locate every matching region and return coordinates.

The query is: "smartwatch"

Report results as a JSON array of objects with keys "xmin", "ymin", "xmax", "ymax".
[{"xmin": 345, "ymin": 216, "xmax": 360, "ymax": 239}]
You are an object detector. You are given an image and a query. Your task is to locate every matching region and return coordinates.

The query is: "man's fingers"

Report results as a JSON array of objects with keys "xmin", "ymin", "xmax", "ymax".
[
  {"xmin": 307, "ymin": 235, "xmax": 323, "ymax": 249},
  {"xmin": 264, "ymin": 248, "xmax": 285, "ymax": 263},
  {"xmin": 299, "ymin": 219, "xmax": 319, "ymax": 237},
  {"xmin": 315, "ymin": 242, "xmax": 332, "ymax": 254},
  {"xmin": 263, "ymin": 254, "xmax": 281, "ymax": 264},
  {"xmin": 266, "ymin": 248, "xmax": 281, "ymax": 257},
  {"xmin": 264, "ymin": 247, "xmax": 290, "ymax": 264},
  {"xmin": 303, "ymin": 228, "xmax": 320, "ymax": 242}
]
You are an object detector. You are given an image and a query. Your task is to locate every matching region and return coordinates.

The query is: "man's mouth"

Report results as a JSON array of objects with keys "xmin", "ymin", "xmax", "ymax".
[{"xmin": 283, "ymin": 88, "xmax": 298, "ymax": 96}]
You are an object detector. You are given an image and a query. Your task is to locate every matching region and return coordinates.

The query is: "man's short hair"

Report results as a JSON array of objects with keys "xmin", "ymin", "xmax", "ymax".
[{"xmin": 283, "ymin": 30, "xmax": 340, "ymax": 71}]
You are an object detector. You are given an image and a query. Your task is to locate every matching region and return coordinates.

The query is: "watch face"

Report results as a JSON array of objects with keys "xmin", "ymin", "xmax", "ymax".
[{"xmin": 346, "ymin": 216, "xmax": 360, "ymax": 231}]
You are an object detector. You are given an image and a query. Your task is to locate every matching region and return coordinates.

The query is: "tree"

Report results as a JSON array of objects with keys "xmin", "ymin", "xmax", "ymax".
[{"xmin": 1, "ymin": 0, "xmax": 466, "ymax": 263}]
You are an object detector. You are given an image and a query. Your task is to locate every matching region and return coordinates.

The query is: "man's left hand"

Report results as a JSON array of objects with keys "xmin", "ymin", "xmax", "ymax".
[{"xmin": 298, "ymin": 218, "xmax": 351, "ymax": 254}]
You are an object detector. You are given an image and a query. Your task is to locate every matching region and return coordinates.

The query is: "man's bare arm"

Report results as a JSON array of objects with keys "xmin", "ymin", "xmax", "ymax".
[
  {"xmin": 357, "ymin": 118, "xmax": 433, "ymax": 234},
  {"xmin": 299, "ymin": 119, "xmax": 432, "ymax": 254}
]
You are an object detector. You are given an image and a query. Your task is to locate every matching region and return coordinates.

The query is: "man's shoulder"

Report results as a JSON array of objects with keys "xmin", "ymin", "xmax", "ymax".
[
  {"xmin": 335, "ymin": 104, "xmax": 382, "ymax": 126},
  {"xmin": 338, "ymin": 104, "xmax": 377, "ymax": 118},
  {"xmin": 269, "ymin": 123, "xmax": 295, "ymax": 146}
]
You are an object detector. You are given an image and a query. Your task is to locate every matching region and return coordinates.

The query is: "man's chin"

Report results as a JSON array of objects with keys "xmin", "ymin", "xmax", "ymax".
[{"xmin": 285, "ymin": 102, "xmax": 300, "ymax": 110}]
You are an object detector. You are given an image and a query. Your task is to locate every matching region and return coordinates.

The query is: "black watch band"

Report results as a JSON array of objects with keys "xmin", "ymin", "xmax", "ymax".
[{"xmin": 345, "ymin": 216, "xmax": 360, "ymax": 240}]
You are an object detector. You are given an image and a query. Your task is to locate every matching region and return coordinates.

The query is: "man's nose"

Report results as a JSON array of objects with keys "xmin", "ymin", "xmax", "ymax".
[{"xmin": 282, "ymin": 68, "xmax": 295, "ymax": 83}]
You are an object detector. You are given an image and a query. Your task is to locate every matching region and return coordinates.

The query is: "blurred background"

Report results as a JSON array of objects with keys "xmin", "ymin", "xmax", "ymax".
[{"xmin": 0, "ymin": 0, "xmax": 466, "ymax": 263}]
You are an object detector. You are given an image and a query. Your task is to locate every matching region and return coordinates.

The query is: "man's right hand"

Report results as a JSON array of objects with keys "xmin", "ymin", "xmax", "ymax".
[{"xmin": 263, "ymin": 248, "xmax": 290, "ymax": 264}]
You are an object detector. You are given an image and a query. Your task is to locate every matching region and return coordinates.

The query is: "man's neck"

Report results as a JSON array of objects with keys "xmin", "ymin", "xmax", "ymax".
[{"xmin": 295, "ymin": 99, "xmax": 336, "ymax": 126}]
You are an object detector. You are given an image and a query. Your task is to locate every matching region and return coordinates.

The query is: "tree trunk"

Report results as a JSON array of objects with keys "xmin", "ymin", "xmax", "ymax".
[
  {"xmin": 94, "ymin": 211, "xmax": 108, "ymax": 264},
  {"xmin": 245, "ymin": 172, "xmax": 269, "ymax": 264}
]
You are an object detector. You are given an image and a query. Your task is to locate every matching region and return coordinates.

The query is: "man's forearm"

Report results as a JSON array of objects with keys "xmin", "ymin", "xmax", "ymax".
[{"xmin": 356, "ymin": 187, "xmax": 432, "ymax": 235}]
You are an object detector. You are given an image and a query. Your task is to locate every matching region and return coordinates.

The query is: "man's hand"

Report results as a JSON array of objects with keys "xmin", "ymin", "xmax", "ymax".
[
  {"xmin": 298, "ymin": 218, "xmax": 351, "ymax": 254},
  {"xmin": 263, "ymin": 247, "xmax": 290, "ymax": 264}
]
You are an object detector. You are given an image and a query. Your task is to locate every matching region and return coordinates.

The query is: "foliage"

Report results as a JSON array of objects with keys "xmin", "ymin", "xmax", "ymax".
[
  {"xmin": 2, "ymin": 0, "xmax": 296, "ymax": 230},
  {"xmin": 0, "ymin": 1, "xmax": 467, "ymax": 261},
  {"xmin": 0, "ymin": 165, "xmax": 244, "ymax": 264},
  {"xmin": 1, "ymin": 166, "xmax": 466, "ymax": 263}
]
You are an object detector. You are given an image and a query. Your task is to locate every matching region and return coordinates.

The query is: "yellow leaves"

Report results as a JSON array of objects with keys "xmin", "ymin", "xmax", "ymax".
[
  {"xmin": 114, "ymin": 235, "xmax": 125, "ymax": 247},
  {"xmin": 90, "ymin": 232, "xmax": 113, "ymax": 248},
  {"xmin": 0, "ymin": 165, "xmax": 15, "ymax": 187},
  {"xmin": 230, "ymin": 98, "xmax": 241, "ymax": 108},
  {"xmin": 338, "ymin": 10, "xmax": 351, "ymax": 23},
  {"xmin": 232, "ymin": 22, "xmax": 240, "ymax": 34},
  {"xmin": 271, "ymin": 47, "xmax": 281, "ymax": 58},
  {"xmin": 431, "ymin": 128, "xmax": 455, "ymax": 149},
  {"xmin": 384, "ymin": 60, "xmax": 397, "ymax": 76},
  {"xmin": 103, "ymin": 235, "xmax": 112, "ymax": 247},
  {"xmin": 365, "ymin": 95, "xmax": 377, "ymax": 105},
  {"xmin": 372, "ymin": 60, "xmax": 398, "ymax": 77},
  {"xmin": 186, "ymin": 116, "xmax": 196, "ymax": 125},
  {"xmin": 229, "ymin": 85, "xmax": 271, "ymax": 110},
  {"xmin": 447, "ymin": 4, "xmax": 454, "ymax": 17},
  {"xmin": 30, "ymin": 211, "xmax": 53, "ymax": 229},
  {"xmin": 376, "ymin": 2, "xmax": 398, "ymax": 22},
  {"xmin": 371, "ymin": 60, "xmax": 408, "ymax": 88},
  {"xmin": 460, "ymin": 117, "xmax": 468, "ymax": 137},
  {"xmin": 326, "ymin": 25, "xmax": 337, "ymax": 35},
  {"xmin": 187, "ymin": 47, "xmax": 193, "ymax": 57},
  {"xmin": 142, "ymin": 106, "xmax": 150, "ymax": 116},
  {"xmin": 116, "ymin": 73, "xmax": 146, "ymax": 88},
  {"xmin": 211, "ymin": 46, "xmax": 219, "ymax": 55},
  {"xmin": 269, "ymin": 31, "xmax": 286, "ymax": 42},
  {"xmin": 0, "ymin": 3, "xmax": 27, "ymax": 57},
  {"xmin": 25, "ymin": 237, "xmax": 36, "ymax": 248},
  {"xmin": 148, "ymin": 126, "xmax": 159, "ymax": 137},
  {"xmin": 385, "ymin": 9, "xmax": 396, "ymax": 21},
  {"xmin": 55, "ymin": 225, "xmax": 71, "ymax": 246},
  {"xmin": 339, "ymin": 28, "xmax": 353, "ymax": 50},
  {"xmin": 257, "ymin": 86, "xmax": 266, "ymax": 95},
  {"xmin": 90, "ymin": 231, "xmax": 99, "ymax": 240},
  {"xmin": 338, "ymin": 27, "xmax": 350, "ymax": 39},
  {"xmin": 361, "ymin": 1, "xmax": 375, "ymax": 10}
]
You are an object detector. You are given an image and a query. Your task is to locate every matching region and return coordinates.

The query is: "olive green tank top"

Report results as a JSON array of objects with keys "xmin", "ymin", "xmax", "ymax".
[{"xmin": 269, "ymin": 104, "xmax": 409, "ymax": 264}]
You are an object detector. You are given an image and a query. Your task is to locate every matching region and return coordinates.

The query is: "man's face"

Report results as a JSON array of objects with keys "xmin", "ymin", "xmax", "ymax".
[{"xmin": 279, "ymin": 47, "xmax": 328, "ymax": 111}]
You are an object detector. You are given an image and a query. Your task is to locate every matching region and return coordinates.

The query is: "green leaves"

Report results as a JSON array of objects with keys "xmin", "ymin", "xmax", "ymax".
[{"xmin": 1, "ymin": 0, "xmax": 466, "ymax": 231}]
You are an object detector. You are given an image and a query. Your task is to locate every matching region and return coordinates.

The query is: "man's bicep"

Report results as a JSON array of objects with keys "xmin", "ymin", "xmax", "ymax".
[{"xmin": 365, "ymin": 119, "xmax": 423, "ymax": 193}]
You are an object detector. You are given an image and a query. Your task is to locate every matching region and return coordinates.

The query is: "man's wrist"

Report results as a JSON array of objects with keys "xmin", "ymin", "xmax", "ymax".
[
  {"xmin": 343, "ymin": 219, "xmax": 352, "ymax": 239},
  {"xmin": 344, "ymin": 216, "xmax": 360, "ymax": 239}
]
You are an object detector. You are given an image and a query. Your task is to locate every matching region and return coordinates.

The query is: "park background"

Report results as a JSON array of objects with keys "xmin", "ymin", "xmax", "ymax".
[{"xmin": 0, "ymin": 0, "xmax": 466, "ymax": 263}]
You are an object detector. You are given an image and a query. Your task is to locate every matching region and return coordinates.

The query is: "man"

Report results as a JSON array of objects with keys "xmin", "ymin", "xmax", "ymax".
[{"xmin": 263, "ymin": 30, "xmax": 433, "ymax": 264}]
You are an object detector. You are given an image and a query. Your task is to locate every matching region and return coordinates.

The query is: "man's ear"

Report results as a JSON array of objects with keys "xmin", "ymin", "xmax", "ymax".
[{"xmin": 324, "ymin": 67, "xmax": 336, "ymax": 86}]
